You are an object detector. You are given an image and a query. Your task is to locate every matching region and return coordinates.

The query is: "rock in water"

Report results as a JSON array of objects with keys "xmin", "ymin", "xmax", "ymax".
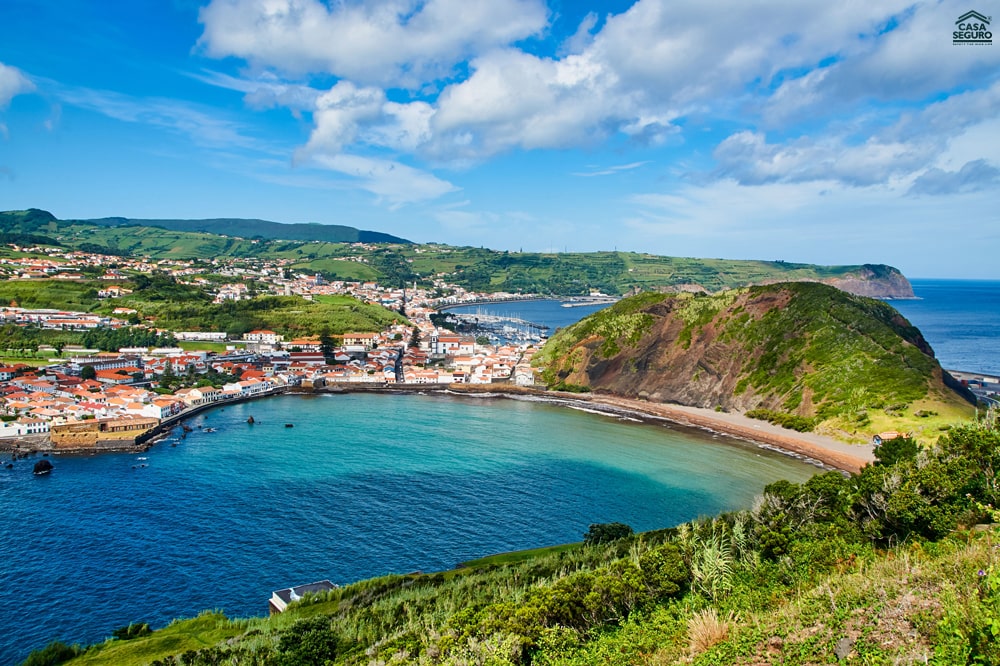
[{"xmin": 33, "ymin": 459, "xmax": 54, "ymax": 475}]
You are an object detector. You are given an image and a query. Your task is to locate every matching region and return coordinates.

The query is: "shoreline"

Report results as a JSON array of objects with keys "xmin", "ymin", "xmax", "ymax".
[
  {"xmin": 319, "ymin": 384, "xmax": 875, "ymax": 473},
  {"xmin": 2, "ymin": 383, "xmax": 874, "ymax": 473}
]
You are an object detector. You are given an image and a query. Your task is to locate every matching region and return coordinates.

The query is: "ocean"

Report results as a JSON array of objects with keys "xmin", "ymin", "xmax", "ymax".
[
  {"xmin": 891, "ymin": 279, "xmax": 1000, "ymax": 376},
  {"xmin": 0, "ymin": 393, "xmax": 816, "ymax": 664}
]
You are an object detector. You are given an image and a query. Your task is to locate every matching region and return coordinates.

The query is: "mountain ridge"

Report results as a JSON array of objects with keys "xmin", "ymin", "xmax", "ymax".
[{"xmin": 79, "ymin": 215, "xmax": 412, "ymax": 245}]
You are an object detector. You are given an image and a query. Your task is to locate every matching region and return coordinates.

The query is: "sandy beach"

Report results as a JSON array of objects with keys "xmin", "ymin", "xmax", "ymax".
[
  {"xmin": 438, "ymin": 385, "xmax": 876, "ymax": 473},
  {"xmin": 580, "ymin": 394, "xmax": 875, "ymax": 473}
]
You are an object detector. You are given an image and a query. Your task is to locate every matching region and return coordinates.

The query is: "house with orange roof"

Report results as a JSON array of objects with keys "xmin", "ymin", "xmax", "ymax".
[
  {"xmin": 245, "ymin": 330, "xmax": 283, "ymax": 344},
  {"xmin": 95, "ymin": 369, "xmax": 136, "ymax": 385}
]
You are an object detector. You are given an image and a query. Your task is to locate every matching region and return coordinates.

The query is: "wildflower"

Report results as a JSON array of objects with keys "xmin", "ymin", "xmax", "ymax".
[{"xmin": 978, "ymin": 570, "xmax": 987, "ymax": 577}]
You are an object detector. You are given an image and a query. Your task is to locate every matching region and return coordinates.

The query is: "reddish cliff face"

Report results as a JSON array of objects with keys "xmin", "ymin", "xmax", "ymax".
[
  {"xmin": 822, "ymin": 266, "xmax": 916, "ymax": 299},
  {"xmin": 538, "ymin": 282, "xmax": 964, "ymax": 419}
]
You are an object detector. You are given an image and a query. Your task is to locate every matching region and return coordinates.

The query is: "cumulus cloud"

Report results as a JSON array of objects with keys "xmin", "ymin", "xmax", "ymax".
[
  {"xmin": 197, "ymin": 0, "xmax": 549, "ymax": 87},
  {"xmin": 910, "ymin": 159, "xmax": 1000, "ymax": 196},
  {"xmin": 196, "ymin": 0, "xmax": 1000, "ymax": 197},
  {"xmin": 713, "ymin": 80, "xmax": 1000, "ymax": 189},
  {"xmin": 712, "ymin": 130, "xmax": 934, "ymax": 187}
]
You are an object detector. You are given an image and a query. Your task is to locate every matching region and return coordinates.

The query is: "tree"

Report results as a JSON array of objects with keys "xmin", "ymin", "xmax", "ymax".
[
  {"xmin": 160, "ymin": 360, "xmax": 177, "ymax": 387},
  {"xmin": 476, "ymin": 335, "xmax": 491, "ymax": 346},
  {"xmin": 874, "ymin": 435, "xmax": 919, "ymax": 467},
  {"xmin": 319, "ymin": 331, "xmax": 336, "ymax": 364},
  {"xmin": 583, "ymin": 522, "xmax": 634, "ymax": 545},
  {"xmin": 80, "ymin": 365, "xmax": 96, "ymax": 381},
  {"xmin": 409, "ymin": 326, "xmax": 421, "ymax": 349}
]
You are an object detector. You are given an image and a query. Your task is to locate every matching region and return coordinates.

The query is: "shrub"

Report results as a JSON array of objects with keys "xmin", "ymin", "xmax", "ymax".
[
  {"xmin": 584, "ymin": 522, "xmax": 634, "ymax": 545},
  {"xmin": 20, "ymin": 641, "xmax": 83, "ymax": 666},
  {"xmin": 687, "ymin": 608, "xmax": 731, "ymax": 658}
]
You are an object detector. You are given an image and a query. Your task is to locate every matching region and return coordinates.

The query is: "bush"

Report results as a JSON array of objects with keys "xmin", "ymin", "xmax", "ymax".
[
  {"xmin": 746, "ymin": 408, "xmax": 818, "ymax": 432},
  {"xmin": 20, "ymin": 641, "xmax": 83, "ymax": 666},
  {"xmin": 112, "ymin": 623, "xmax": 151, "ymax": 641},
  {"xmin": 584, "ymin": 522, "xmax": 634, "ymax": 545}
]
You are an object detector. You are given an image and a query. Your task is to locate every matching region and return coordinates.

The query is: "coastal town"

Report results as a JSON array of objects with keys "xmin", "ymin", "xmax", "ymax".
[{"xmin": 0, "ymin": 242, "xmax": 555, "ymax": 451}]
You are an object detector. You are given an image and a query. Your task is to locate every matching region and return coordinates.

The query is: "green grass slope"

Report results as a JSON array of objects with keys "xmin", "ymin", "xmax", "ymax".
[
  {"xmin": 82, "ymin": 216, "xmax": 411, "ymax": 245},
  {"xmin": 2, "ymin": 210, "xmax": 913, "ymax": 297},
  {"xmin": 534, "ymin": 283, "xmax": 974, "ymax": 441}
]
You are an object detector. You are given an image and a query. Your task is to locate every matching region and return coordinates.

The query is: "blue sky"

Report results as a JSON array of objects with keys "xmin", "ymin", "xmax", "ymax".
[{"xmin": 1, "ymin": 0, "xmax": 998, "ymax": 278}]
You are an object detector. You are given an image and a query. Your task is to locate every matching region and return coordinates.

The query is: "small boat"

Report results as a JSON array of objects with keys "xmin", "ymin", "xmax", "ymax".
[
  {"xmin": 203, "ymin": 427, "xmax": 217, "ymax": 433},
  {"xmin": 284, "ymin": 423, "xmax": 294, "ymax": 428}
]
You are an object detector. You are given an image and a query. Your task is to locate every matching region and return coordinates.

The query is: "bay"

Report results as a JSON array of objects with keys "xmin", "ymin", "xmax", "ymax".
[{"xmin": 0, "ymin": 392, "xmax": 816, "ymax": 663}]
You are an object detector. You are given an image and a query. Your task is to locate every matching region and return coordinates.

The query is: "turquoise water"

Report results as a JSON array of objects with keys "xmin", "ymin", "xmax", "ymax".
[{"xmin": 0, "ymin": 393, "xmax": 816, "ymax": 663}]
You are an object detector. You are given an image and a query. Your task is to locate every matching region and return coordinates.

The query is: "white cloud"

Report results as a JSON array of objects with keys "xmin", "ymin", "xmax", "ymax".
[
  {"xmin": 55, "ymin": 84, "xmax": 261, "ymax": 150},
  {"xmin": 573, "ymin": 161, "xmax": 650, "ymax": 177},
  {"xmin": 302, "ymin": 81, "xmax": 387, "ymax": 154},
  {"xmin": 309, "ymin": 153, "xmax": 457, "ymax": 207},
  {"xmin": 910, "ymin": 159, "xmax": 1000, "ymax": 195},
  {"xmin": 0, "ymin": 62, "xmax": 34, "ymax": 107},
  {"xmin": 197, "ymin": 0, "xmax": 549, "ymax": 87},
  {"xmin": 713, "ymin": 80, "xmax": 1000, "ymax": 188},
  {"xmin": 297, "ymin": 81, "xmax": 435, "ymax": 158},
  {"xmin": 197, "ymin": 0, "xmax": 1000, "ymax": 200},
  {"xmin": 0, "ymin": 61, "xmax": 35, "ymax": 139},
  {"xmin": 190, "ymin": 69, "xmax": 321, "ymax": 112}
]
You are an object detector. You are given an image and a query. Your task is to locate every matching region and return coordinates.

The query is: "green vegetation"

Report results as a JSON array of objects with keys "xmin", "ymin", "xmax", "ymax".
[
  {"xmin": 2, "ymin": 210, "xmax": 911, "ymax": 297},
  {"xmin": 34, "ymin": 421, "xmax": 1000, "ymax": 665},
  {"xmin": 536, "ymin": 283, "xmax": 974, "ymax": 439},
  {"xmin": 745, "ymin": 408, "xmax": 819, "ymax": 432},
  {"xmin": 535, "ymin": 292, "xmax": 667, "ymax": 381},
  {"xmin": 21, "ymin": 641, "xmax": 83, "ymax": 666},
  {"xmin": 583, "ymin": 522, "xmax": 635, "ymax": 545},
  {"xmin": 0, "ymin": 276, "xmax": 405, "ymax": 339},
  {"xmin": 82, "ymin": 215, "xmax": 410, "ymax": 244},
  {"xmin": 0, "ymin": 279, "xmax": 103, "ymax": 311}
]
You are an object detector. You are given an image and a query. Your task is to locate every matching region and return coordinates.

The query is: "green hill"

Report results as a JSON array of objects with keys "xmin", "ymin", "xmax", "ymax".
[
  {"xmin": 82, "ymin": 216, "xmax": 411, "ymax": 245},
  {"xmin": 0, "ymin": 209, "xmax": 915, "ymax": 297},
  {"xmin": 534, "ymin": 283, "xmax": 974, "ymax": 441}
]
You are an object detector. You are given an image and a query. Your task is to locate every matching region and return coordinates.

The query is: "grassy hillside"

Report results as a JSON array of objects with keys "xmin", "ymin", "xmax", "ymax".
[
  {"xmin": 534, "ymin": 283, "xmax": 974, "ymax": 441},
  {"xmin": 32, "ymin": 421, "xmax": 1000, "ymax": 665},
  {"xmin": 1, "ymin": 210, "xmax": 913, "ymax": 297},
  {"xmin": 0, "ymin": 277, "xmax": 404, "ymax": 338},
  {"xmin": 83, "ymin": 216, "xmax": 411, "ymax": 244}
]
